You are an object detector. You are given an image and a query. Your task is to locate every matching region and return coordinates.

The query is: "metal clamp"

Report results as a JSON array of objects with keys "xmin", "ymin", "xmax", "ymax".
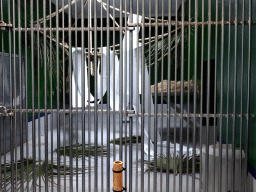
[
  {"xmin": 0, "ymin": 20, "xmax": 13, "ymax": 31},
  {"xmin": 0, "ymin": 105, "xmax": 14, "ymax": 117},
  {"xmin": 126, "ymin": 26, "xmax": 135, "ymax": 31},
  {"xmin": 126, "ymin": 110, "xmax": 136, "ymax": 117},
  {"xmin": 112, "ymin": 167, "xmax": 126, "ymax": 173},
  {"xmin": 113, "ymin": 187, "xmax": 126, "ymax": 192}
]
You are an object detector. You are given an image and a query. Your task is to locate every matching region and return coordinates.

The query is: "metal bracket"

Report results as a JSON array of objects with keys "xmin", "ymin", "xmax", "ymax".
[
  {"xmin": 0, "ymin": 105, "xmax": 14, "ymax": 117},
  {"xmin": 0, "ymin": 20, "xmax": 13, "ymax": 31},
  {"xmin": 126, "ymin": 26, "xmax": 135, "ymax": 31},
  {"xmin": 86, "ymin": 52, "xmax": 102, "ymax": 76},
  {"xmin": 112, "ymin": 167, "xmax": 126, "ymax": 173},
  {"xmin": 113, "ymin": 187, "xmax": 126, "ymax": 192},
  {"xmin": 126, "ymin": 110, "xmax": 136, "ymax": 117}
]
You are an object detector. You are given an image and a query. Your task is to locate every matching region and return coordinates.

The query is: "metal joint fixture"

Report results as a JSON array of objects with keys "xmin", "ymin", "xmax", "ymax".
[
  {"xmin": 113, "ymin": 187, "xmax": 126, "ymax": 192},
  {"xmin": 86, "ymin": 52, "xmax": 102, "ymax": 76},
  {"xmin": 0, "ymin": 20, "xmax": 13, "ymax": 31},
  {"xmin": 0, "ymin": 105, "xmax": 14, "ymax": 117},
  {"xmin": 86, "ymin": 52, "xmax": 102, "ymax": 59},
  {"xmin": 112, "ymin": 167, "xmax": 126, "ymax": 173},
  {"xmin": 126, "ymin": 110, "xmax": 136, "ymax": 117},
  {"xmin": 126, "ymin": 26, "xmax": 135, "ymax": 31}
]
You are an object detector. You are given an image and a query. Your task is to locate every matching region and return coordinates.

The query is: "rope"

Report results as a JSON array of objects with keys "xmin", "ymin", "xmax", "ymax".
[
  {"xmin": 38, "ymin": 0, "xmax": 79, "ymax": 23},
  {"xmin": 35, "ymin": 0, "xmax": 174, "ymax": 52},
  {"xmin": 101, "ymin": 2, "xmax": 120, "ymax": 28},
  {"xmin": 83, "ymin": 27, "xmax": 181, "ymax": 51},
  {"xmin": 65, "ymin": 0, "xmax": 88, "ymax": 40},
  {"xmin": 96, "ymin": 0, "xmax": 168, "ymax": 22}
]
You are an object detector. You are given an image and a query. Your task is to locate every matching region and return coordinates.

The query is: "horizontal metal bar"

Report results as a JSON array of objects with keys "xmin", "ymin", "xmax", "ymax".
[
  {"xmin": 0, "ymin": 20, "xmax": 12, "ymax": 30},
  {"xmin": 10, "ymin": 20, "xmax": 256, "ymax": 32},
  {"xmin": 0, "ymin": 105, "xmax": 14, "ymax": 116},
  {"xmin": 14, "ymin": 27, "xmax": 124, "ymax": 31},
  {"xmin": 127, "ymin": 20, "xmax": 256, "ymax": 26},
  {"xmin": 10, "ymin": 109, "xmax": 255, "ymax": 118}
]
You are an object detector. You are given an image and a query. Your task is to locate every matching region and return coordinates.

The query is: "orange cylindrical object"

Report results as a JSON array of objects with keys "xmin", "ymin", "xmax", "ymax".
[{"xmin": 113, "ymin": 161, "xmax": 123, "ymax": 191}]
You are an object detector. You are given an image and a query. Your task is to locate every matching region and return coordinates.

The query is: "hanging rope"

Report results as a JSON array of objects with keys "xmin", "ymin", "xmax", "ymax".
[
  {"xmin": 65, "ymin": 0, "xmax": 88, "ymax": 40},
  {"xmin": 35, "ymin": 0, "xmax": 174, "ymax": 54},
  {"xmin": 100, "ymin": 2, "xmax": 120, "ymax": 28},
  {"xmin": 38, "ymin": 0, "xmax": 79, "ymax": 23},
  {"xmin": 95, "ymin": 0, "xmax": 168, "ymax": 23}
]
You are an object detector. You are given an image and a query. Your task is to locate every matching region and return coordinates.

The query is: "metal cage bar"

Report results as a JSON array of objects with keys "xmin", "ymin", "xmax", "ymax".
[{"xmin": 0, "ymin": 0, "xmax": 254, "ymax": 191}]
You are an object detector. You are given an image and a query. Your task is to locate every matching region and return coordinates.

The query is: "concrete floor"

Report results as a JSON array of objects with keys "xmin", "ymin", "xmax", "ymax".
[
  {"xmin": 1, "ymin": 104, "xmax": 205, "ymax": 191},
  {"xmin": 2, "ymin": 139, "xmax": 201, "ymax": 191}
]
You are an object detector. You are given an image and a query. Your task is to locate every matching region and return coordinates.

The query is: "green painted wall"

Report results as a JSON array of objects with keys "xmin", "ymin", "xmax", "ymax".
[
  {"xmin": 1, "ymin": 1, "xmax": 63, "ymax": 117},
  {"xmin": 185, "ymin": 0, "xmax": 256, "ymax": 168}
]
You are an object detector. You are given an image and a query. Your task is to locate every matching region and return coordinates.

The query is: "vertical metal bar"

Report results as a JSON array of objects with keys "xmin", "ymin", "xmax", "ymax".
[
  {"xmin": 240, "ymin": 1, "xmax": 245, "ymax": 191},
  {"xmin": 219, "ymin": 0, "xmax": 225, "ymax": 191},
  {"xmin": 74, "ymin": 1, "xmax": 79, "ymax": 191},
  {"xmin": 88, "ymin": 0, "xmax": 92, "ymax": 190},
  {"xmin": 226, "ymin": 0, "xmax": 231, "ymax": 189},
  {"xmin": 24, "ymin": 1, "xmax": 28, "ymax": 191},
  {"xmin": 148, "ymin": 0, "xmax": 152, "ymax": 191},
  {"xmin": 186, "ymin": 0, "xmax": 191, "ymax": 190},
  {"xmin": 55, "ymin": 0, "xmax": 61, "ymax": 190},
  {"xmin": 231, "ymin": 0, "xmax": 238, "ymax": 191},
  {"xmin": 246, "ymin": 0, "xmax": 252, "ymax": 191},
  {"xmin": 8, "ymin": 2, "xmax": 14, "ymax": 190},
  {"xmin": 112, "ymin": 0, "xmax": 116, "ymax": 163},
  {"xmin": 213, "ymin": 0, "xmax": 219, "ymax": 191},
  {"xmin": 135, "ymin": 1, "xmax": 139, "ymax": 191},
  {"xmin": 119, "ymin": 0, "xmax": 124, "ymax": 162},
  {"xmin": 17, "ymin": 0, "xmax": 24, "ymax": 190},
  {"xmin": 100, "ymin": 0, "xmax": 104, "ymax": 191},
  {"xmin": 12, "ymin": 1, "xmax": 18, "ymax": 191},
  {"xmin": 0, "ymin": 0, "xmax": 5, "ymax": 191},
  {"xmin": 24, "ymin": 0, "xmax": 29, "ymax": 190},
  {"xmin": 43, "ymin": 1, "xmax": 49, "ymax": 190},
  {"xmin": 160, "ymin": 0, "xmax": 164, "ymax": 191},
  {"xmin": 124, "ymin": 0, "xmax": 128, "ymax": 190},
  {"xmin": 174, "ymin": 0, "xmax": 178, "ymax": 190},
  {"xmin": 141, "ymin": 0, "xmax": 145, "ymax": 191},
  {"xmin": 179, "ymin": 0, "xmax": 185, "ymax": 191},
  {"xmin": 24, "ymin": 0, "xmax": 28, "ymax": 191},
  {"xmin": 205, "ymin": 0, "xmax": 212, "ymax": 191},
  {"xmin": 49, "ymin": 0, "xmax": 54, "ymax": 190},
  {"xmin": 61, "ymin": 1, "xmax": 67, "ymax": 191},
  {"xmin": 129, "ymin": 1, "xmax": 133, "ymax": 191},
  {"xmin": 166, "ymin": 0, "xmax": 172, "ymax": 191},
  {"xmin": 200, "ymin": 0, "xmax": 205, "ymax": 190},
  {"xmin": 94, "ymin": 0, "xmax": 98, "ymax": 191},
  {"xmin": 36, "ymin": 1, "xmax": 42, "ymax": 189},
  {"xmin": 192, "ymin": 0, "xmax": 199, "ymax": 191},
  {"xmin": 68, "ymin": 0, "xmax": 73, "ymax": 191},
  {"xmin": 81, "ymin": 0, "xmax": 86, "ymax": 191},
  {"xmin": 107, "ymin": 0, "xmax": 111, "ymax": 191},
  {"xmin": 154, "ymin": 0, "xmax": 159, "ymax": 191},
  {"xmin": 28, "ymin": 0, "xmax": 36, "ymax": 190}
]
